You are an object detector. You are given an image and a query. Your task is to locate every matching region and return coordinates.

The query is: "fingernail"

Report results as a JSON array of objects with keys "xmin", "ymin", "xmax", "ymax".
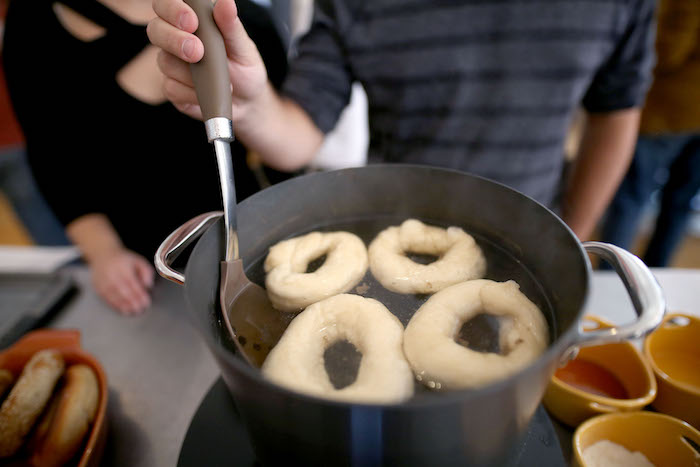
[
  {"xmin": 182, "ymin": 39, "xmax": 195, "ymax": 59},
  {"xmin": 178, "ymin": 11, "xmax": 194, "ymax": 31}
]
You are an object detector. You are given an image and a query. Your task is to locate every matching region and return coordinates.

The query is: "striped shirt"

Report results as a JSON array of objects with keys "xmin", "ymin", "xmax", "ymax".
[{"xmin": 282, "ymin": 0, "xmax": 656, "ymax": 206}]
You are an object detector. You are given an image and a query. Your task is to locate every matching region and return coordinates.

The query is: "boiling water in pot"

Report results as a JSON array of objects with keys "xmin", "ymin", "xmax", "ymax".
[{"xmin": 230, "ymin": 215, "xmax": 556, "ymax": 396}]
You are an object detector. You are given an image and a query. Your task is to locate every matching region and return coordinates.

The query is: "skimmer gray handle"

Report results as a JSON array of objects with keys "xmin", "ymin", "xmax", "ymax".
[{"xmin": 184, "ymin": 0, "xmax": 239, "ymax": 263}]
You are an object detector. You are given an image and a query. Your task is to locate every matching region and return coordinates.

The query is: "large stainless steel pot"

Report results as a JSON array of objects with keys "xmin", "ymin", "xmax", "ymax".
[{"xmin": 155, "ymin": 165, "xmax": 664, "ymax": 466}]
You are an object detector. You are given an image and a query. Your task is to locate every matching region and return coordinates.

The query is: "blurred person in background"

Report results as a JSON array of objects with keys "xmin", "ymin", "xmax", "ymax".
[
  {"xmin": 0, "ymin": 0, "xmax": 68, "ymax": 245},
  {"xmin": 148, "ymin": 0, "xmax": 657, "ymax": 243},
  {"xmin": 3, "ymin": 0, "xmax": 291, "ymax": 314},
  {"xmin": 600, "ymin": 0, "xmax": 700, "ymax": 267},
  {"xmin": 288, "ymin": 0, "xmax": 369, "ymax": 172}
]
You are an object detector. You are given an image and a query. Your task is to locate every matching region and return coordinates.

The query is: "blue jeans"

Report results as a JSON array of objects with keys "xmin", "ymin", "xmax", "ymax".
[
  {"xmin": 0, "ymin": 146, "xmax": 70, "ymax": 245},
  {"xmin": 601, "ymin": 134, "xmax": 700, "ymax": 267}
]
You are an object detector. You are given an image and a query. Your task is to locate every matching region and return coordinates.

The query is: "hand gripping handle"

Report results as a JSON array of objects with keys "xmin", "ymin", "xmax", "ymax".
[{"xmin": 185, "ymin": 0, "xmax": 233, "ymax": 122}]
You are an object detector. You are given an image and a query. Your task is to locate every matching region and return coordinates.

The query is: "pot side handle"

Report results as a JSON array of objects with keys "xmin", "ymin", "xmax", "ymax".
[
  {"xmin": 571, "ymin": 241, "xmax": 666, "ymax": 353},
  {"xmin": 154, "ymin": 211, "xmax": 222, "ymax": 285}
]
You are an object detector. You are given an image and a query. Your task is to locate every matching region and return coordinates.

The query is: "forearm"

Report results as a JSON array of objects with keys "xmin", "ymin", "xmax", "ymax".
[
  {"xmin": 235, "ymin": 82, "xmax": 324, "ymax": 172},
  {"xmin": 562, "ymin": 108, "xmax": 641, "ymax": 241},
  {"xmin": 67, "ymin": 213, "xmax": 154, "ymax": 314},
  {"xmin": 66, "ymin": 214, "xmax": 124, "ymax": 264}
]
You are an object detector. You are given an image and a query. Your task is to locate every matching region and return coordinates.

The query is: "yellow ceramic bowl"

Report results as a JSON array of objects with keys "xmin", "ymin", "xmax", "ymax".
[
  {"xmin": 573, "ymin": 411, "xmax": 700, "ymax": 467},
  {"xmin": 644, "ymin": 313, "xmax": 700, "ymax": 430},
  {"xmin": 543, "ymin": 316, "xmax": 656, "ymax": 428}
]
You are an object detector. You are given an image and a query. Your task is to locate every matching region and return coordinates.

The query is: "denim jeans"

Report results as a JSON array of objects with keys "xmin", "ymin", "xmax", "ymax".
[
  {"xmin": 0, "ymin": 146, "xmax": 70, "ymax": 245},
  {"xmin": 601, "ymin": 134, "xmax": 700, "ymax": 267}
]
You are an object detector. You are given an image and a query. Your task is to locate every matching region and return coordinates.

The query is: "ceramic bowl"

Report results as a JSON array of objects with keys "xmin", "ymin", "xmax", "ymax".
[
  {"xmin": 573, "ymin": 411, "xmax": 700, "ymax": 467},
  {"xmin": 0, "ymin": 329, "xmax": 108, "ymax": 467},
  {"xmin": 644, "ymin": 313, "xmax": 700, "ymax": 430},
  {"xmin": 543, "ymin": 315, "xmax": 656, "ymax": 427}
]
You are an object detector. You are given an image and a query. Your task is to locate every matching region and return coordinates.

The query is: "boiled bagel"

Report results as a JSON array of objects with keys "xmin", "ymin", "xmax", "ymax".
[
  {"xmin": 262, "ymin": 294, "xmax": 414, "ymax": 403},
  {"xmin": 0, "ymin": 349, "xmax": 65, "ymax": 457},
  {"xmin": 403, "ymin": 279, "xmax": 548, "ymax": 389},
  {"xmin": 368, "ymin": 219, "xmax": 486, "ymax": 294},
  {"xmin": 265, "ymin": 231, "xmax": 368, "ymax": 311},
  {"xmin": 30, "ymin": 364, "xmax": 99, "ymax": 467}
]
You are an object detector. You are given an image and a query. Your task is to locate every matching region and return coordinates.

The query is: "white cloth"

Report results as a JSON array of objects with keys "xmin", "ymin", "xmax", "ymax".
[{"xmin": 290, "ymin": 0, "xmax": 369, "ymax": 171}]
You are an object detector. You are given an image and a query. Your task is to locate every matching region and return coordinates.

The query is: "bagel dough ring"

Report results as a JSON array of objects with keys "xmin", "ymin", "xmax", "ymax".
[
  {"xmin": 368, "ymin": 219, "xmax": 486, "ymax": 294},
  {"xmin": 403, "ymin": 279, "xmax": 548, "ymax": 390},
  {"xmin": 262, "ymin": 294, "xmax": 414, "ymax": 403},
  {"xmin": 264, "ymin": 231, "xmax": 369, "ymax": 311}
]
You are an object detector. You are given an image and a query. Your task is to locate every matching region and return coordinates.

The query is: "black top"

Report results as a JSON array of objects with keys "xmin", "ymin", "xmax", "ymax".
[{"xmin": 3, "ymin": 0, "xmax": 290, "ymax": 258}]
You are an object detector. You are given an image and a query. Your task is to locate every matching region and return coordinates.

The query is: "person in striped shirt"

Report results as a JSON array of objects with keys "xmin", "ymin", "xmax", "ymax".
[{"xmin": 147, "ymin": 0, "xmax": 655, "ymax": 240}]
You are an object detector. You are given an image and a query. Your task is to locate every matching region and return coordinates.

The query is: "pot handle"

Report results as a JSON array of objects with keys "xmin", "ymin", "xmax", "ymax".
[
  {"xmin": 154, "ymin": 211, "xmax": 222, "ymax": 285},
  {"xmin": 565, "ymin": 241, "xmax": 666, "ymax": 360}
]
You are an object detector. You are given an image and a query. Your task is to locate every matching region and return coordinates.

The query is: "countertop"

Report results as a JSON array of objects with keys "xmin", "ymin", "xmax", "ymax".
[
  {"xmin": 48, "ymin": 266, "xmax": 220, "ymax": 467},
  {"xmin": 36, "ymin": 266, "xmax": 700, "ymax": 466}
]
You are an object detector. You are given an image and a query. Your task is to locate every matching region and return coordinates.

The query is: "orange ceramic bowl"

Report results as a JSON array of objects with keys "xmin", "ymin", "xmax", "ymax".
[
  {"xmin": 543, "ymin": 315, "xmax": 656, "ymax": 428},
  {"xmin": 644, "ymin": 313, "xmax": 700, "ymax": 430},
  {"xmin": 573, "ymin": 411, "xmax": 700, "ymax": 467},
  {"xmin": 0, "ymin": 329, "xmax": 108, "ymax": 467}
]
